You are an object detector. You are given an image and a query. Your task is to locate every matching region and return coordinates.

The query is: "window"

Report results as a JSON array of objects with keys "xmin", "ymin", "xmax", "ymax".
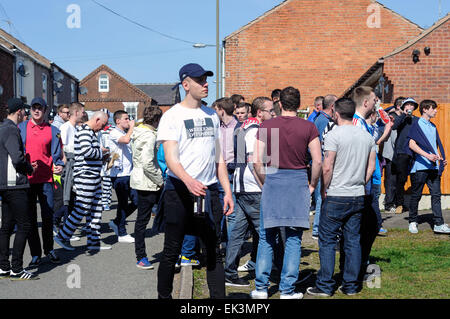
[
  {"xmin": 42, "ymin": 74, "xmax": 47, "ymax": 100},
  {"xmin": 123, "ymin": 102, "xmax": 138, "ymax": 121},
  {"xmin": 99, "ymin": 74, "xmax": 109, "ymax": 92},
  {"xmin": 71, "ymin": 80, "xmax": 76, "ymax": 102}
]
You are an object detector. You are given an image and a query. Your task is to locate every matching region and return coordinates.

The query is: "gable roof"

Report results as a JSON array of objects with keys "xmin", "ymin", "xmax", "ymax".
[
  {"xmin": 134, "ymin": 83, "xmax": 181, "ymax": 106},
  {"xmin": 80, "ymin": 64, "xmax": 152, "ymax": 102},
  {"xmin": 0, "ymin": 27, "xmax": 51, "ymax": 68},
  {"xmin": 342, "ymin": 13, "xmax": 450, "ymax": 97},
  {"xmin": 382, "ymin": 13, "xmax": 449, "ymax": 60},
  {"xmin": 224, "ymin": 0, "xmax": 423, "ymax": 41}
]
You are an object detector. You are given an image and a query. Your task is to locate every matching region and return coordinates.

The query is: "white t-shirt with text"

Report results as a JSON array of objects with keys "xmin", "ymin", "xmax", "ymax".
[{"xmin": 156, "ymin": 103, "xmax": 220, "ymax": 186}]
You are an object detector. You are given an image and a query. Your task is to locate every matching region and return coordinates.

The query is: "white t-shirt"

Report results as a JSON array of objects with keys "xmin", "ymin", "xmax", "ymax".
[
  {"xmin": 59, "ymin": 121, "xmax": 77, "ymax": 153},
  {"xmin": 156, "ymin": 103, "xmax": 220, "ymax": 186},
  {"xmin": 109, "ymin": 127, "xmax": 133, "ymax": 177}
]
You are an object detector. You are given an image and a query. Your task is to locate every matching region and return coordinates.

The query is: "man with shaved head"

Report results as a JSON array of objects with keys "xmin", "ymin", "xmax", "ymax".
[{"xmin": 54, "ymin": 111, "xmax": 111, "ymax": 254}]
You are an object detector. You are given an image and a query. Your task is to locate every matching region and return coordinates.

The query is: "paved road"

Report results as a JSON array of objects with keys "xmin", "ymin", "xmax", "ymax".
[{"xmin": 0, "ymin": 197, "xmax": 165, "ymax": 299}]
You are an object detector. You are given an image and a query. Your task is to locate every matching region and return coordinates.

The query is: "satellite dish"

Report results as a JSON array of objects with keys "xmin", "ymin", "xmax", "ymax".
[
  {"xmin": 79, "ymin": 86, "xmax": 88, "ymax": 95},
  {"xmin": 53, "ymin": 71, "xmax": 64, "ymax": 82},
  {"xmin": 17, "ymin": 64, "xmax": 29, "ymax": 77},
  {"xmin": 54, "ymin": 81, "xmax": 63, "ymax": 89}
]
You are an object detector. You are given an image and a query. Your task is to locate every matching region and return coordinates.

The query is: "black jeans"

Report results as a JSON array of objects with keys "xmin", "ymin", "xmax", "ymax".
[
  {"xmin": 383, "ymin": 158, "xmax": 397, "ymax": 210},
  {"xmin": 409, "ymin": 170, "xmax": 444, "ymax": 226},
  {"xmin": 28, "ymin": 183, "xmax": 55, "ymax": 257},
  {"xmin": 393, "ymin": 154, "xmax": 412, "ymax": 210},
  {"xmin": 0, "ymin": 189, "xmax": 31, "ymax": 273},
  {"xmin": 134, "ymin": 189, "xmax": 162, "ymax": 261},
  {"xmin": 157, "ymin": 177, "xmax": 225, "ymax": 299}
]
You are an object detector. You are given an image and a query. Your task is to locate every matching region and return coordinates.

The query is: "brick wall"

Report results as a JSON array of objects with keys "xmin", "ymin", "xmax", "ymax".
[
  {"xmin": 0, "ymin": 49, "xmax": 14, "ymax": 121},
  {"xmin": 79, "ymin": 67, "xmax": 152, "ymax": 119},
  {"xmin": 383, "ymin": 19, "xmax": 450, "ymax": 103},
  {"xmin": 224, "ymin": 0, "xmax": 423, "ymax": 109}
]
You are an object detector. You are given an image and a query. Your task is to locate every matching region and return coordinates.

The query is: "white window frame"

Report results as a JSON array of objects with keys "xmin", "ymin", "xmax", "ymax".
[
  {"xmin": 17, "ymin": 60, "xmax": 24, "ymax": 97},
  {"xmin": 123, "ymin": 102, "xmax": 138, "ymax": 121},
  {"xmin": 42, "ymin": 73, "xmax": 48, "ymax": 101},
  {"xmin": 99, "ymin": 74, "xmax": 109, "ymax": 92},
  {"xmin": 71, "ymin": 80, "xmax": 76, "ymax": 102}
]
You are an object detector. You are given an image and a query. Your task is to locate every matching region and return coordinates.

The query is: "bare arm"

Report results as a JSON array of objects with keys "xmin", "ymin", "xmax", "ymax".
[
  {"xmin": 163, "ymin": 140, "xmax": 207, "ymax": 196},
  {"xmin": 365, "ymin": 151, "xmax": 377, "ymax": 185},
  {"xmin": 117, "ymin": 120, "xmax": 135, "ymax": 144},
  {"xmin": 409, "ymin": 139, "xmax": 440, "ymax": 162},
  {"xmin": 308, "ymin": 137, "xmax": 322, "ymax": 194},
  {"xmin": 215, "ymin": 142, "xmax": 234, "ymax": 216},
  {"xmin": 252, "ymin": 139, "xmax": 266, "ymax": 186},
  {"xmin": 321, "ymin": 150, "xmax": 336, "ymax": 198},
  {"xmin": 376, "ymin": 120, "xmax": 394, "ymax": 145}
]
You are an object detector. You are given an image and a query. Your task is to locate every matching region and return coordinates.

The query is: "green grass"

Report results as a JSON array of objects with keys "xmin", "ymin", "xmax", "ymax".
[{"xmin": 193, "ymin": 229, "xmax": 450, "ymax": 299}]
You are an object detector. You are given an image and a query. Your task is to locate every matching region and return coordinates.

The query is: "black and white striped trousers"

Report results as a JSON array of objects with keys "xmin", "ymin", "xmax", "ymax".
[
  {"xmin": 101, "ymin": 176, "xmax": 112, "ymax": 208},
  {"xmin": 57, "ymin": 172, "xmax": 102, "ymax": 249}
]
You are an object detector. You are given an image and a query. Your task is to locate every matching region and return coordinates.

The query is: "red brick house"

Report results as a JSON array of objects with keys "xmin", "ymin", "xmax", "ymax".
[
  {"xmin": 345, "ymin": 14, "xmax": 450, "ymax": 194},
  {"xmin": 0, "ymin": 44, "xmax": 14, "ymax": 121},
  {"xmin": 79, "ymin": 64, "xmax": 155, "ymax": 120},
  {"xmin": 223, "ymin": 0, "xmax": 424, "ymax": 109}
]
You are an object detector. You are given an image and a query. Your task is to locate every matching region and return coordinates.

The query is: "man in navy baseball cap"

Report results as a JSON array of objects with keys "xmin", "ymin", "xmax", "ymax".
[
  {"xmin": 172, "ymin": 63, "xmax": 213, "ymax": 89},
  {"xmin": 30, "ymin": 97, "xmax": 47, "ymax": 108}
]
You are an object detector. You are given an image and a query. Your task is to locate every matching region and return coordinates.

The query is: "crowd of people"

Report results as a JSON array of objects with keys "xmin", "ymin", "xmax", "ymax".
[{"xmin": 0, "ymin": 62, "xmax": 448, "ymax": 300}]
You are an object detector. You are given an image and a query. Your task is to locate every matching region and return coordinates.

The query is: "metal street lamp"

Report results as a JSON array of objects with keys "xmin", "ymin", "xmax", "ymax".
[{"xmin": 192, "ymin": 0, "xmax": 220, "ymax": 100}]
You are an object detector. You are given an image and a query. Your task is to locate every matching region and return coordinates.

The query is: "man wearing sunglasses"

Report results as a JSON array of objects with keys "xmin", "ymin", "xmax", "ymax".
[{"xmin": 18, "ymin": 97, "xmax": 65, "ymax": 268}]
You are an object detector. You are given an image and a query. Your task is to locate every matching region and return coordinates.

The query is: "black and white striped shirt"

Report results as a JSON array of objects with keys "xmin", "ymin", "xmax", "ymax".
[{"xmin": 73, "ymin": 124, "xmax": 103, "ymax": 176}]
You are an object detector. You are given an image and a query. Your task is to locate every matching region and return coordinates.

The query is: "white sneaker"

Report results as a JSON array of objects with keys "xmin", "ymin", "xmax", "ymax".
[
  {"xmin": 250, "ymin": 290, "xmax": 268, "ymax": 299},
  {"xmin": 87, "ymin": 243, "xmax": 112, "ymax": 250},
  {"xmin": 238, "ymin": 260, "xmax": 255, "ymax": 272},
  {"xmin": 280, "ymin": 292, "xmax": 304, "ymax": 299},
  {"xmin": 119, "ymin": 234, "xmax": 135, "ymax": 243},
  {"xmin": 433, "ymin": 223, "xmax": 450, "ymax": 234},
  {"xmin": 70, "ymin": 236, "xmax": 81, "ymax": 242},
  {"xmin": 409, "ymin": 222, "xmax": 418, "ymax": 234}
]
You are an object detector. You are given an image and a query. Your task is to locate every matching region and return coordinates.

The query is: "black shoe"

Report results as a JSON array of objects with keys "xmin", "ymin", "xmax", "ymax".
[
  {"xmin": 225, "ymin": 277, "xmax": 250, "ymax": 287},
  {"xmin": 306, "ymin": 286, "xmax": 332, "ymax": 297},
  {"xmin": 10, "ymin": 270, "xmax": 39, "ymax": 281},
  {"xmin": 337, "ymin": 286, "xmax": 358, "ymax": 296},
  {"xmin": 0, "ymin": 269, "xmax": 10, "ymax": 279},
  {"xmin": 46, "ymin": 250, "xmax": 61, "ymax": 264},
  {"xmin": 28, "ymin": 256, "xmax": 41, "ymax": 269}
]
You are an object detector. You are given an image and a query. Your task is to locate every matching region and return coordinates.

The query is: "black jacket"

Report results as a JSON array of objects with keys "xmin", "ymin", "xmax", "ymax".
[{"xmin": 0, "ymin": 119, "xmax": 33, "ymax": 190}]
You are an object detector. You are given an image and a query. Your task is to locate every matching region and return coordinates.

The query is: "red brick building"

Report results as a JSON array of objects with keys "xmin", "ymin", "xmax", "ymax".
[
  {"xmin": 223, "ymin": 0, "xmax": 424, "ymax": 109},
  {"xmin": 0, "ymin": 45, "xmax": 14, "ymax": 121},
  {"xmin": 345, "ymin": 14, "xmax": 450, "ymax": 194},
  {"xmin": 79, "ymin": 64, "xmax": 154, "ymax": 120}
]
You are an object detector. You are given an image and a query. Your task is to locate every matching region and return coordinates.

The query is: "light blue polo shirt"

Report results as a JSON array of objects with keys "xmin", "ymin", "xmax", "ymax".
[{"xmin": 410, "ymin": 118, "xmax": 438, "ymax": 173}]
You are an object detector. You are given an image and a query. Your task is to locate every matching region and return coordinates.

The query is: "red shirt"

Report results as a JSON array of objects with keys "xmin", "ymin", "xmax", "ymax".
[
  {"xmin": 256, "ymin": 116, "xmax": 319, "ymax": 169},
  {"xmin": 26, "ymin": 120, "xmax": 54, "ymax": 184}
]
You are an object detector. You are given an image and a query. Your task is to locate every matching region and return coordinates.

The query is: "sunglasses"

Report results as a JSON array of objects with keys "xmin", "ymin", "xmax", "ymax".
[{"xmin": 31, "ymin": 105, "xmax": 44, "ymax": 111}]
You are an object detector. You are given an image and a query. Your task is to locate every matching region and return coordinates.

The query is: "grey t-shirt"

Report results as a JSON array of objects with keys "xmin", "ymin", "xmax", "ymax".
[{"xmin": 323, "ymin": 125, "xmax": 376, "ymax": 197}]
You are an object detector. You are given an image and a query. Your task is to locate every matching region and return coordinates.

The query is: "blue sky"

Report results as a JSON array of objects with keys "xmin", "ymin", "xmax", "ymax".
[{"xmin": 0, "ymin": 0, "xmax": 448, "ymax": 105}]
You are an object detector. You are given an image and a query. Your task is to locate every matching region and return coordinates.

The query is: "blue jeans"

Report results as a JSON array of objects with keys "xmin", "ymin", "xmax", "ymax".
[
  {"xmin": 316, "ymin": 196, "xmax": 364, "ymax": 295},
  {"xmin": 112, "ymin": 176, "xmax": 138, "ymax": 236},
  {"xmin": 255, "ymin": 208, "xmax": 303, "ymax": 295},
  {"xmin": 312, "ymin": 180, "xmax": 322, "ymax": 236},
  {"xmin": 371, "ymin": 183, "xmax": 382, "ymax": 229},
  {"xmin": 224, "ymin": 193, "xmax": 261, "ymax": 280},
  {"xmin": 181, "ymin": 235, "xmax": 199, "ymax": 259}
]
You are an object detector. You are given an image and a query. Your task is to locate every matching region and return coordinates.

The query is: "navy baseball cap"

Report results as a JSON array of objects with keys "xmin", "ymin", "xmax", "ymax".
[
  {"xmin": 31, "ymin": 97, "xmax": 47, "ymax": 108},
  {"xmin": 172, "ymin": 63, "xmax": 213, "ymax": 89},
  {"xmin": 7, "ymin": 98, "xmax": 29, "ymax": 113}
]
